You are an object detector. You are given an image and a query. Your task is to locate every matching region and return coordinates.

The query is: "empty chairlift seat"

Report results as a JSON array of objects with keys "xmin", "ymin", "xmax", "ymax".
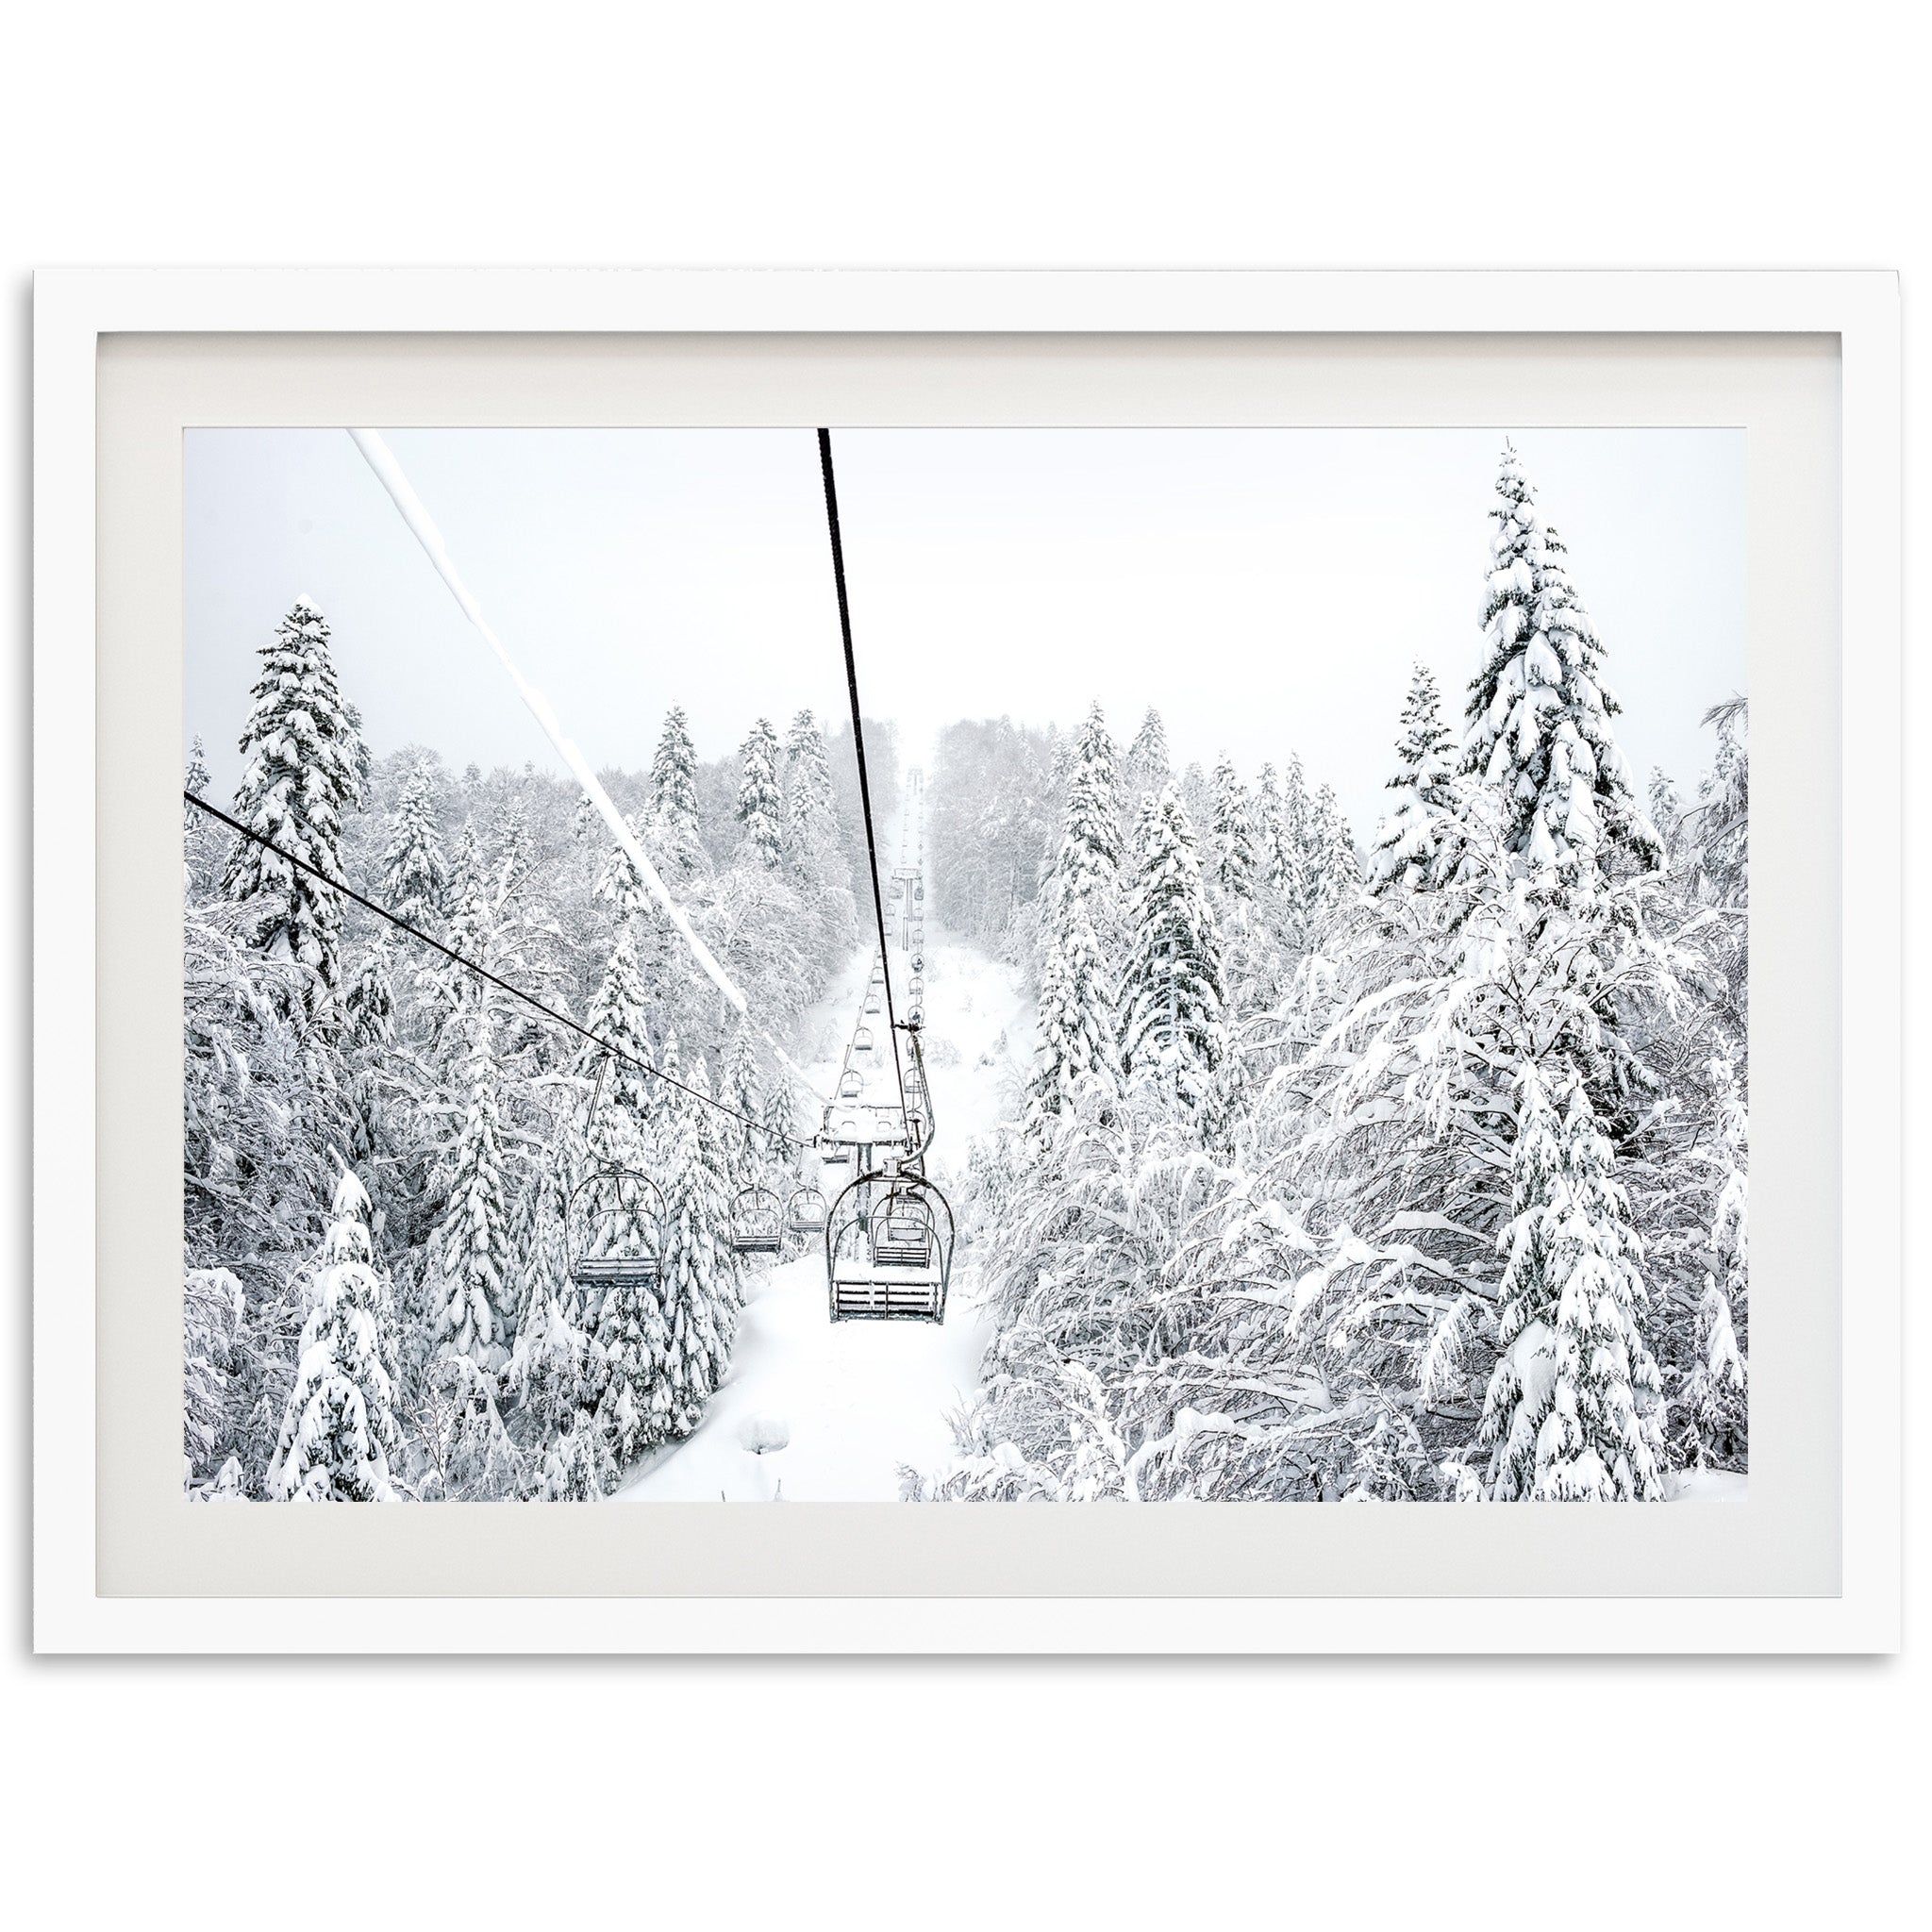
[
  {"xmin": 852, "ymin": 1025, "xmax": 874, "ymax": 1053},
  {"xmin": 728, "ymin": 1186, "xmax": 783, "ymax": 1257},
  {"xmin": 825, "ymin": 1172, "xmax": 955, "ymax": 1323},
  {"xmin": 839, "ymin": 1068, "xmax": 865, "ymax": 1098},
  {"xmin": 786, "ymin": 1185, "xmax": 828, "ymax": 1236},
  {"xmin": 565, "ymin": 1168, "xmax": 666, "ymax": 1291}
]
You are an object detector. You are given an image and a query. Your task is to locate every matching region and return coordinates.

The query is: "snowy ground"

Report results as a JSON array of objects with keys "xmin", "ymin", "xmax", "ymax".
[{"xmin": 619, "ymin": 855, "xmax": 1035, "ymax": 1502}]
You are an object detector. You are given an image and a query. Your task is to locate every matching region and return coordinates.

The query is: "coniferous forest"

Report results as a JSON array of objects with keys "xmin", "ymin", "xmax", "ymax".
[{"xmin": 184, "ymin": 444, "xmax": 1746, "ymax": 1503}]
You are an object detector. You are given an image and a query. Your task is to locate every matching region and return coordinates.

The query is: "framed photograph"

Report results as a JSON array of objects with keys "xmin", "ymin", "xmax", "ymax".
[{"xmin": 33, "ymin": 269, "xmax": 1900, "ymax": 1652}]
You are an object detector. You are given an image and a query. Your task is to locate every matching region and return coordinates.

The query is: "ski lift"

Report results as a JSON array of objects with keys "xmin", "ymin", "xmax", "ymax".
[
  {"xmin": 909, "ymin": 953, "xmax": 924, "ymax": 974},
  {"xmin": 565, "ymin": 1168, "xmax": 666, "ymax": 1291},
  {"xmin": 786, "ymin": 1185, "xmax": 829, "ymax": 1237},
  {"xmin": 728, "ymin": 1185, "xmax": 784, "ymax": 1256},
  {"xmin": 825, "ymin": 1167, "xmax": 955, "ymax": 1323},
  {"xmin": 863, "ymin": 991, "xmax": 882, "ymax": 1016},
  {"xmin": 913, "ymin": 884, "xmax": 924, "ymax": 903},
  {"xmin": 853, "ymin": 1024, "xmax": 874, "ymax": 1053},
  {"xmin": 839, "ymin": 1068, "xmax": 865, "ymax": 1098},
  {"xmin": 908, "ymin": 974, "xmax": 924, "ymax": 999},
  {"xmin": 907, "ymin": 1005, "xmax": 923, "ymax": 1027}
]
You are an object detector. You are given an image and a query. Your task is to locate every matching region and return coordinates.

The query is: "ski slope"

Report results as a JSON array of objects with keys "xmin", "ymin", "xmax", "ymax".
[{"xmin": 618, "ymin": 904, "xmax": 1036, "ymax": 1503}]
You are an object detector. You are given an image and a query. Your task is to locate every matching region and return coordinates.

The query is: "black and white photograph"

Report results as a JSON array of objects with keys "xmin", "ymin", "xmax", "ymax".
[{"xmin": 182, "ymin": 425, "xmax": 1749, "ymax": 1506}]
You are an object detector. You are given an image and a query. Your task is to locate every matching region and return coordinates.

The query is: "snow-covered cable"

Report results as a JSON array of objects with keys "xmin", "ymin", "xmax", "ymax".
[{"xmin": 347, "ymin": 427, "xmax": 826, "ymax": 1109}]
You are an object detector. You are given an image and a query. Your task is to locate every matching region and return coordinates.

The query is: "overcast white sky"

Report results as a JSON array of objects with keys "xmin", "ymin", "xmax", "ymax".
[{"xmin": 185, "ymin": 425, "xmax": 1746, "ymax": 835}]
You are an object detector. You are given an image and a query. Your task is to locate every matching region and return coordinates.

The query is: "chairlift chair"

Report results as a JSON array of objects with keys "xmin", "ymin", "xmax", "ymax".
[
  {"xmin": 839, "ymin": 1068, "xmax": 865, "ymax": 1099},
  {"xmin": 565, "ymin": 1168, "xmax": 666, "ymax": 1294},
  {"xmin": 852, "ymin": 1024, "xmax": 874, "ymax": 1053},
  {"xmin": 728, "ymin": 1185, "xmax": 784, "ymax": 1256},
  {"xmin": 786, "ymin": 1185, "xmax": 829, "ymax": 1237},
  {"xmin": 824, "ymin": 1167, "xmax": 956, "ymax": 1323}
]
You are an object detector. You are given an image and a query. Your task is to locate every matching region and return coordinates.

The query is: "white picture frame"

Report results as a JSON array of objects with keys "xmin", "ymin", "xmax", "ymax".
[{"xmin": 33, "ymin": 269, "xmax": 1901, "ymax": 1654}]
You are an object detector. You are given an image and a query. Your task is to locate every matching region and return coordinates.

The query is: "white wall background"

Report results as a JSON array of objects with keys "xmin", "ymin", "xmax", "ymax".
[{"xmin": 4, "ymin": 5, "xmax": 1919, "ymax": 1926}]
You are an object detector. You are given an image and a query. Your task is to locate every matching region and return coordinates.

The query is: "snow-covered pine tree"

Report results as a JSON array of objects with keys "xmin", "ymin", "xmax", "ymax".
[
  {"xmin": 654, "ymin": 1045, "xmax": 740, "ymax": 1438},
  {"xmin": 1369, "ymin": 661, "xmax": 1457, "ymax": 892},
  {"xmin": 1055, "ymin": 702, "xmax": 1124, "ymax": 909},
  {"xmin": 1251, "ymin": 762, "xmax": 1296, "ymax": 900},
  {"xmin": 650, "ymin": 705, "xmax": 706, "ymax": 879},
  {"xmin": 502, "ymin": 1146, "xmax": 596, "ymax": 1441},
  {"xmin": 432, "ymin": 1018, "xmax": 514, "ymax": 1370},
  {"xmin": 221, "ymin": 598, "xmax": 365, "ymax": 1012},
  {"xmin": 1024, "ymin": 897, "xmax": 1121, "ymax": 1139},
  {"xmin": 1459, "ymin": 450, "xmax": 1657, "ymax": 890},
  {"xmin": 583, "ymin": 919, "xmax": 660, "ymax": 1168},
  {"xmin": 379, "ymin": 761, "xmax": 449, "ymax": 930},
  {"xmin": 1209, "ymin": 753, "xmax": 1258, "ymax": 902},
  {"xmin": 343, "ymin": 931, "xmax": 397, "ymax": 1050},
  {"xmin": 737, "ymin": 717, "xmax": 785, "ymax": 870},
  {"xmin": 267, "ymin": 1163, "xmax": 401, "ymax": 1502},
  {"xmin": 186, "ymin": 733, "xmax": 210, "ymax": 804},
  {"xmin": 1121, "ymin": 786, "xmax": 1227, "ymax": 1124},
  {"xmin": 718, "ymin": 1022, "xmax": 767, "ymax": 1194},
  {"xmin": 1480, "ymin": 1065, "xmax": 1666, "ymax": 1501},
  {"xmin": 1674, "ymin": 1050, "xmax": 1748, "ymax": 1468},
  {"xmin": 1307, "ymin": 783, "xmax": 1362, "ymax": 911},
  {"xmin": 1125, "ymin": 707, "xmax": 1172, "ymax": 813}
]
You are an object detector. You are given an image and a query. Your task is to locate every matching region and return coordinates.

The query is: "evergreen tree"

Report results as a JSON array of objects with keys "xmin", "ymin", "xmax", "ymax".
[
  {"xmin": 1209, "ymin": 753, "xmax": 1258, "ymax": 902},
  {"xmin": 1121, "ymin": 787, "xmax": 1227, "ymax": 1124},
  {"xmin": 1252, "ymin": 762, "xmax": 1297, "ymax": 898},
  {"xmin": 433, "ymin": 1022, "xmax": 513, "ymax": 1370},
  {"xmin": 1125, "ymin": 707, "xmax": 1172, "ymax": 812},
  {"xmin": 737, "ymin": 717, "xmax": 785, "ymax": 869},
  {"xmin": 1370, "ymin": 662, "xmax": 1457, "ymax": 891},
  {"xmin": 343, "ymin": 932, "xmax": 397, "ymax": 1051},
  {"xmin": 1025, "ymin": 899, "xmax": 1121, "ymax": 1138},
  {"xmin": 503, "ymin": 1147, "xmax": 595, "ymax": 1440},
  {"xmin": 222, "ymin": 598, "xmax": 365, "ymax": 1010},
  {"xmin": 379, "ymin": 761, "xmax": 449, "ymax": 929},
  {"xmin": 186, "ymin": 733, "xmax": 210, "ymax": 802},
  {"xmin": 1459, "ymin": 450, "xmax": 1657, "ymax": 889},
  {"xmin": 1307, "ymin": 783, "xmax": 1362, "ymax": 911},
  {"xmin": 267, "ymin": 1164, "xmax": 401, "ymax": 1502},
  {"xmin": 650, "ymin": 705, "xmax": 705, "ymax": 878},
  {"xmin": 718, "ymin": 1023, "xmax": 767, "ymax": 1193},
  {"xmin": 1673, "ymin": 1051, "xmax": 1749, "ymax": 1467},
  {"xmin": 1481, "ymin": 1066, "xmax": 1665, "ymax": 1500},
  {"xmin": 583, "ymin": 920, "xmax": 660, "ymax": 1167},
  {"xmin": 655, "ymin": 1048, "xmax": 740, "ymax": 1437}
]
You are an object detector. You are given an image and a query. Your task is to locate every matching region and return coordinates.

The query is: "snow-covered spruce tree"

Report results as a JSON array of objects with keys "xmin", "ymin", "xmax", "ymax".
[
  {"xmin": 1209, "ymin": 754, "xmax": 1258, "ymax": 903},
  {"xmin": 737, "ymin": 716, "xmax": 785, "ymax": 870},
  {"xmin": 1459, "ymin": 451, "xmax": 1658, "ymax": 891},
  {"xmin": 432, "ymin": 1016, "xmax": 514, "ymax": 1371},
  {"xmin": 1307, "ymin": 783, "xmax": 1362, "ymax": 913},
  {"xmin": 1251, "ymin": 762, "xmax": 1297, "ymax": 900},
  {"xmin": 221, "ymin": 598, "xmax": 365, "ymax": 1014},
  {"xmin": 343, "ymin": 930, "xmax": 396, "ymax": 1051},
  {"xmin": 1121, "ymin": 786, "xmax": 1227, "ymax": 1126},
  {"xmin": 650, "ymin": 705, "xmax": 706, "ymax": 879},
  {"xmin": 718, "ymin": 1023, "xmax": 767, "ymax": 1195},
  {"xmin": 1125, "ymin": 707, "xmax": 1172, "ymax": 815},
  {"xmin": 1051, "ymin": 702, "xmax": 1124, "ymax": 920},
  {"xmin": 502, "ymin": 1145, "xmax": 598, "ymax": 1447},
  {"xmin": 1024, "ymin": 898, "xmax": 1122, "ymax": 1141},
  {"xmin": 1479, "ymin": 1065, "xmax": 1665, "ymax": 1501},
  {"xmin": 267, "ymin": 1164, "xmax": 401, "ymax": 1502},
  {"xmin": 653, "ymin": 1046, "xmax": 740, "ymax": 1439},
  {"xmin": 1369, "ymin": 662, "xmax": 1456, "ymax": 892},
  {"xmin": 378, "ymin": 761, "xmax": 449, "ymax": 930},
  {"xmin": 582, "ymin": 919, "xmax": 660, "ymax": 1169},
  {"xmin": 1671, "ymin": 1050, "xmax": 1748, "ymax": 1469}
]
